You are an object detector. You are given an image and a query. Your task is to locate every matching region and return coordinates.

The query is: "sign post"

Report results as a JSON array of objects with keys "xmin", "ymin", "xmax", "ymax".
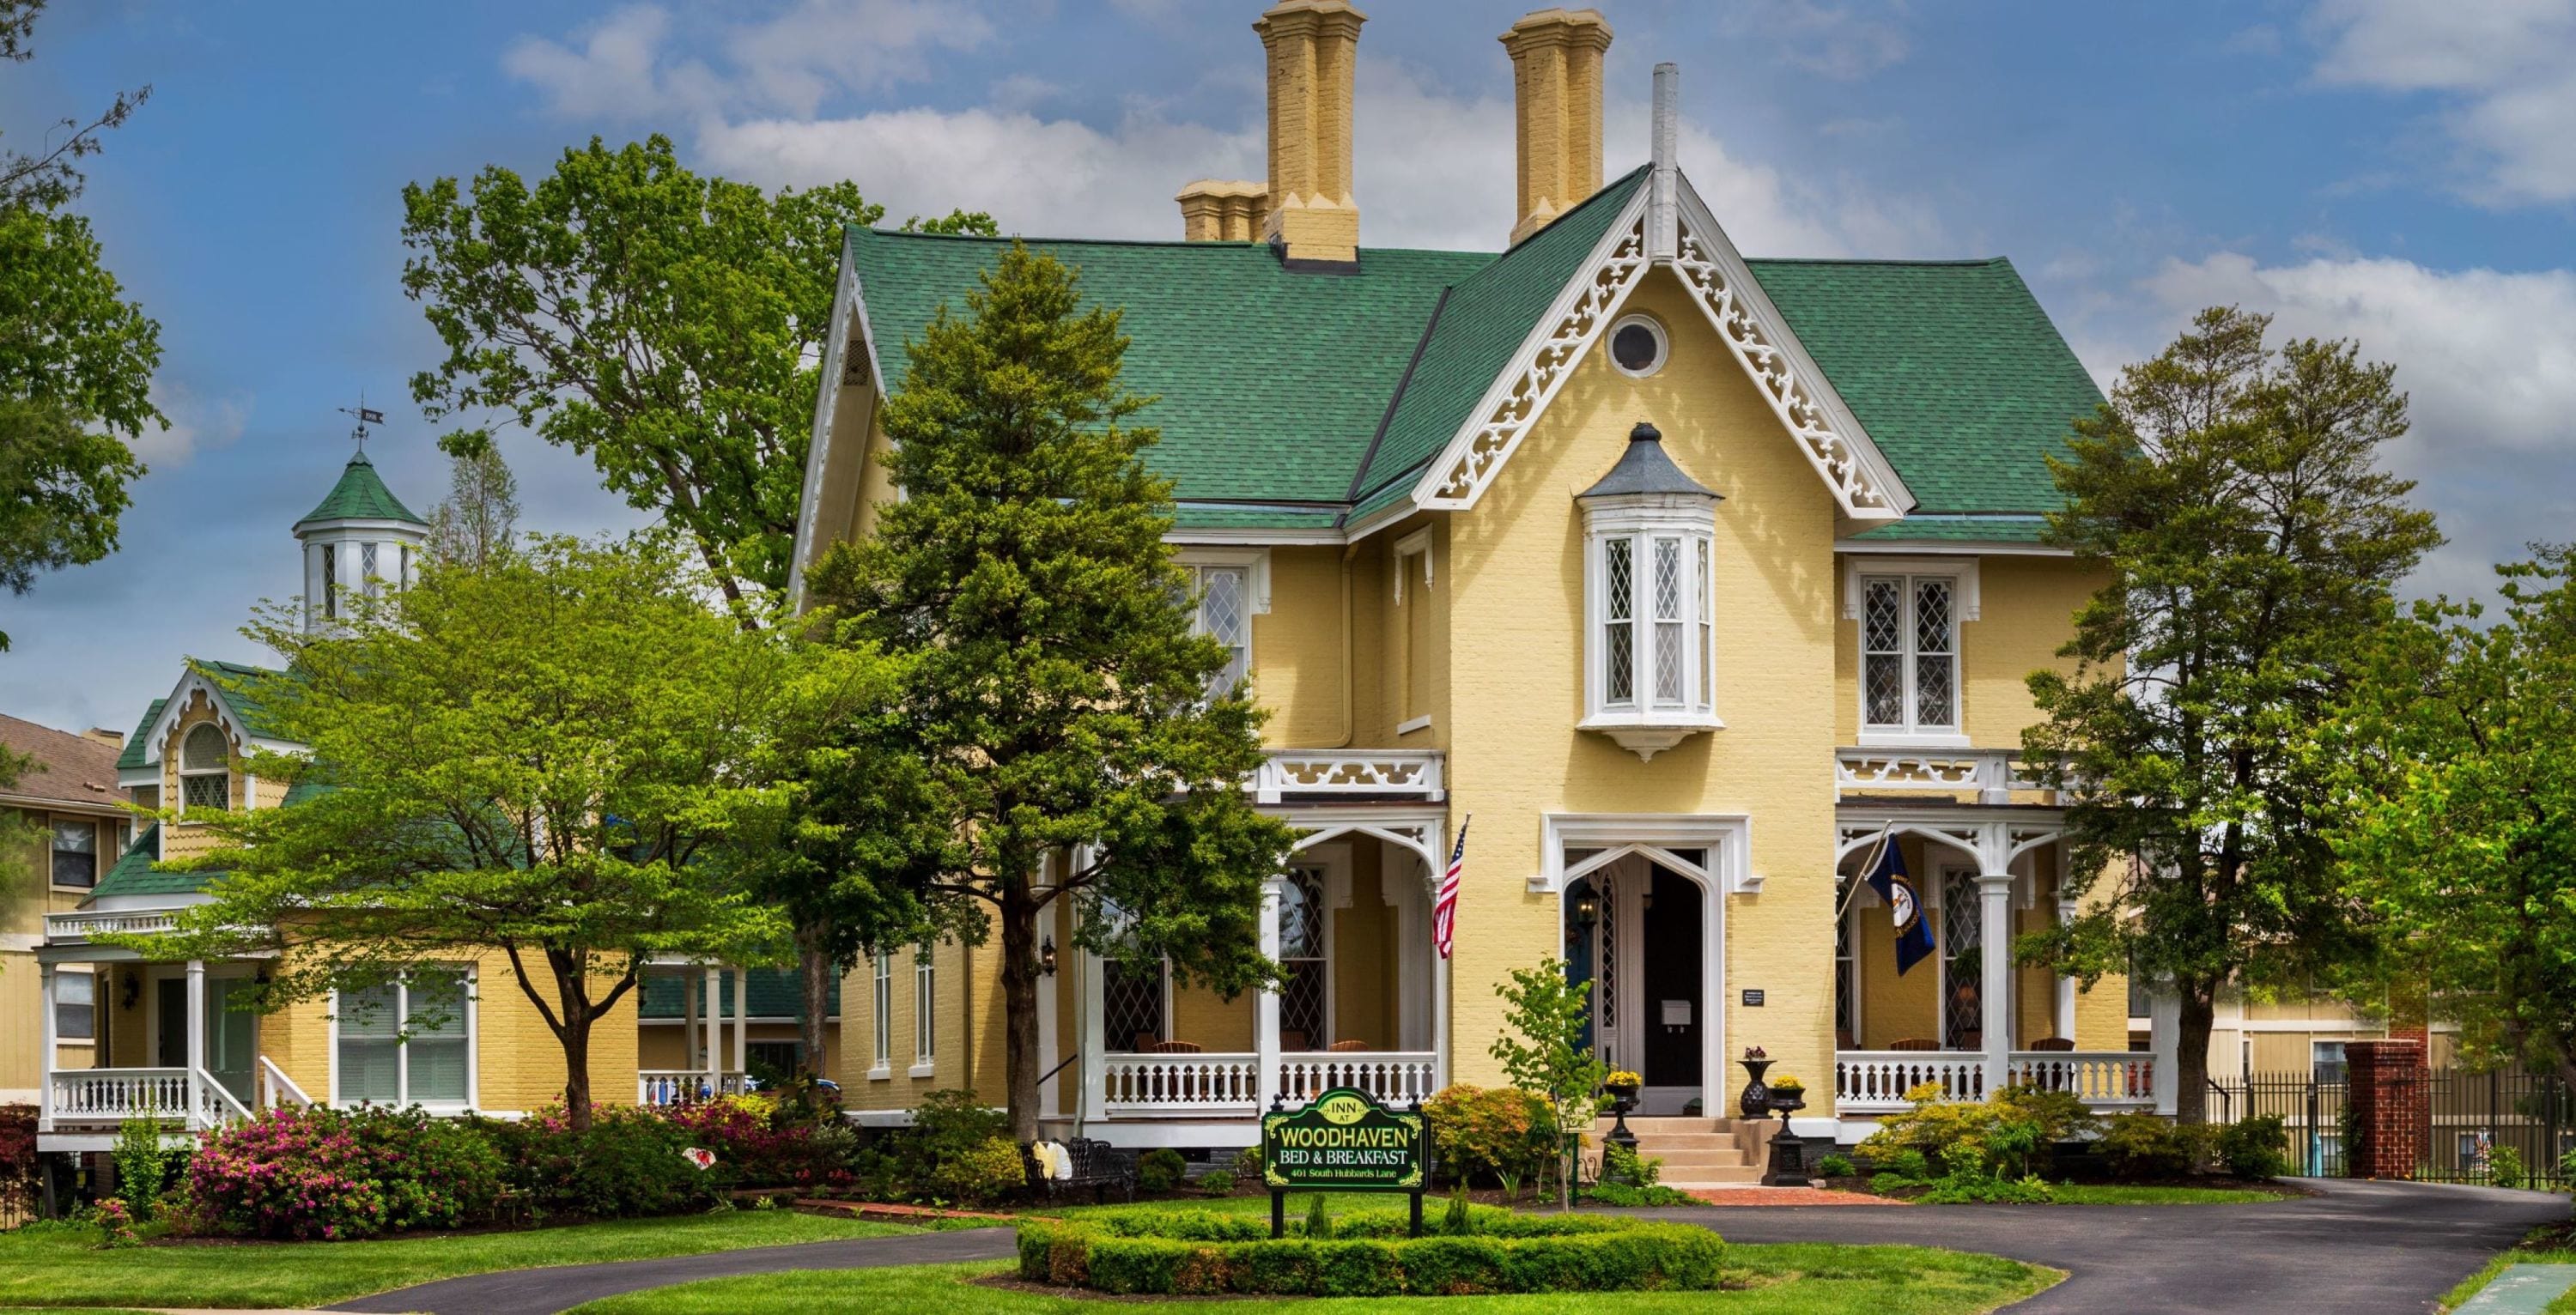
[{"xmin": 1259, "ymin": 1087, "xmax": 1431, "ymax": 1238}]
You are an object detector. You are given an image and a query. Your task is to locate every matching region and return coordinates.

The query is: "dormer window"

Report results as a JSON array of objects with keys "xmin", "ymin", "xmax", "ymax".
[
  {"xmin": 180, "ymin": 723, "xmax": 230, "ymax": 813},
  {"xmin": 1578, "ymin": 422, "xmax": 1722, "ymax": 760}
]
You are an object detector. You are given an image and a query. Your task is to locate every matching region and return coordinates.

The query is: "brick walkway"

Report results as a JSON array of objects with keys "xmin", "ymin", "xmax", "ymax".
[{"xmin": 1685, "ymin": 1185, "xmax": 1905, "ymax": 1206}]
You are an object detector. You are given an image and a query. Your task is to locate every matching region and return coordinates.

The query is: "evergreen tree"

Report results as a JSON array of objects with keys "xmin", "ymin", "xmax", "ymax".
[
  {"xmin": 803, "ymin": 243, "xmax": 1293, "ymax": 1141},
  {"xmin": 2021, "ymin": 307, "xmax": 2440, "ymax": 1123}
]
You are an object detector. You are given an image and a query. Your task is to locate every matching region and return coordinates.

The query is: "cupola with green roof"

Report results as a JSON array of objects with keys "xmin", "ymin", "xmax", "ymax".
[{"xmin": 294, "ymin": 449, "xmax": 427, "ymax": 633}]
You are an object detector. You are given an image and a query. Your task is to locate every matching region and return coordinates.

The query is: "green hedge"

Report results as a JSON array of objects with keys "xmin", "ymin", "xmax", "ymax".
[{"xmin": 1016, "ymin": 1205, "xmax": 1724, "ymax": 1297}]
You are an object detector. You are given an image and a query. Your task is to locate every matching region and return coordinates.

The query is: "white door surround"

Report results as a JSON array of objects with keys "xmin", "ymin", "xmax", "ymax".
[{"xmin": 1543, "ymin": 813, "xmax": 1741, "ymax": 1118}]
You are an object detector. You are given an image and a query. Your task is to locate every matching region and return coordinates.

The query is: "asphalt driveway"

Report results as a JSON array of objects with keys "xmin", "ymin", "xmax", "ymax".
[
  {"xmin": 1638, "ymin": 1177, "xmax": 2571, "ymax": 1314},
  {"xmin": 339, "ymin": 1177, "xmax": 2567, "ymax": 1315}
]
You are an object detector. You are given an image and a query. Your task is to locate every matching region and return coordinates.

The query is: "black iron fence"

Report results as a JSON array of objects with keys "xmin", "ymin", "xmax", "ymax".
[
  {"xmin": 2205, "ymin": 1073, "xmax": 2348, "ymax": 1177},
  {"xmin": 2206, "ymin": 1067, "xmax": 2572, "ymax": 1188}
]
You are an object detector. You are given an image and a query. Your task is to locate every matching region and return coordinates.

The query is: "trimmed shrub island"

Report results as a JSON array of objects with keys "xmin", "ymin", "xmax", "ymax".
[{"xmin": 1017, "ymin": 1203, "xmax": 1725, "ymax": 1298}]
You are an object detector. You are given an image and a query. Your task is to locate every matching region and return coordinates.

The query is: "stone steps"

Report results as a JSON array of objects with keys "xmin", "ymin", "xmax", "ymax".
[{"xmin": 1593, "ymin": 1114, "xmax": 1766, "ymax": 1188}]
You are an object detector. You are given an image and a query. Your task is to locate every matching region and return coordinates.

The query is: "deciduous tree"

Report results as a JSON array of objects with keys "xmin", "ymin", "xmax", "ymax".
[
  {"xmin": 399, "ymin": 135, "xmax": 989, "ymax": 619},
  {"xmin": 425, "ymin": 433, "xmax": 519, "ymax": 568},
  {"xmin": 2318, "ymin": 550, "xmax": 2576, "ymax": 1089},
  {"xmin": 802, "ymin": 243, "xmax": 1293, "ymax": 1142},
  {"xmin": 142, "ymin": 537, "xmax": 818, "ymax": 1129},
  {"xmin": 2020, "ymin": 307, "xmax": 2440, "ymax": 1123}
]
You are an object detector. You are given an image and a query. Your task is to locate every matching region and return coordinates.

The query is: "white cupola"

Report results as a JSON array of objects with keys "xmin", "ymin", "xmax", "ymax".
[
  {"xmin": 1577, "ymin": 421, "xmax": 1722, "ymax": 760},
  {"xmin": 293, "ymin": 451, "xmax": 428, "ymax": 633}
]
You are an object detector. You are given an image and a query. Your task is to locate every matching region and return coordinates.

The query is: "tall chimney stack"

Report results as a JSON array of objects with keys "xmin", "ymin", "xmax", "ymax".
[
  {"xmin": 1502, "ymin": 9, "xmax": 1612, "ymax": 246},
  {"xmin": 1255, "ymin": 0, "xmax": 1366, "ymax": 265}
]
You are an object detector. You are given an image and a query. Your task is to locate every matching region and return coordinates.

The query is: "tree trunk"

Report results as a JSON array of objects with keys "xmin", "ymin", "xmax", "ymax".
[
  {"xmin": 1000, "ymin": 881, "xmax": 1043, "ymax": 1145},
  {"xmin": 559, "ymin": 1003, "xmax": 595, "ymax": 1134},
  {"xmin": 796, "ymin": 919, "xmax": 833, "ymax": 1080},
  {"xmin": 2174, "ymin": 978, "xmax": 2217, "ymax": 1126}
]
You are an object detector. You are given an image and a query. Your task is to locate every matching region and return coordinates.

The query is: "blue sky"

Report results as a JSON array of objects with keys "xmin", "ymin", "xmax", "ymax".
[{"xmin": 10, "ymin": 0, "xmax": 2576, "ymax": 735}]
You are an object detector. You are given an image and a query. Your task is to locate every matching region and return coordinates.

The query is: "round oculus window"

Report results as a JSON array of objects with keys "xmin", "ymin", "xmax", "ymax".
[{"xmin": 1608, "ymin": 315, "xmax": 1667, "ymax": 377}]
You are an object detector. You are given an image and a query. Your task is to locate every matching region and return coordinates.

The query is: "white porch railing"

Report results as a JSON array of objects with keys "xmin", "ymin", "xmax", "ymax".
[
  {"xmin": 44, "ymin": 1067, "xmax": 256, "ymax": 1132},
  {"xmin": 1834, "ymin": 1051, "xmax": 2156, "ymax": 1114},
  {"xmin": 1103, "ymin": 1052, "xmax": 1262, "ymax": 1116},
  {"xmin": 1251, "ymin": 750, "xmax": 1445, "ymax": 803},
  {"xmin": 259, "ymin": 1056, "xmax": 313, "ymax": 1110},
  {"xmin": 2001, "ymin": 1051, "xmax": 2157, "ymax": 1110},
  {"xmin": 43, "ymin": 909, "xmax": 179, "ymax": 942},
  {"xmin": 1278, "ymin": 1052, "xmax": 1439, "ymax": 1107},
  {"xmin": 1834, "ymin": 748, "xmax": 2048, "ymax": 802},
  {"xmin": 636, "ymin": 1070, "xmax": 750, "ymax": 1107}
]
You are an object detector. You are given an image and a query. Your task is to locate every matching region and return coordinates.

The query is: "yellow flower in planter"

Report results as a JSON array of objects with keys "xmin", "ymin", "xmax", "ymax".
[
  {"xmin": 1768, "ymin": 1074, "xmax": 1805, "ymax": 1092},
  {"xmin": 1605, "ymin": 1070, "xmax": 1643, "ymax": 1088}
]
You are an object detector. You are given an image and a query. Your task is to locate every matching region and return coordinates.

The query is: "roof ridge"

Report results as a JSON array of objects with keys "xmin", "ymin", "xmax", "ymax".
[
  {"xmin": 1745, "ymin": 255, "xmax": 2011, "ymax": 268},
  {"xmin": 850, "ymin": 225, "xmax": 1501, "ymax": 264}
]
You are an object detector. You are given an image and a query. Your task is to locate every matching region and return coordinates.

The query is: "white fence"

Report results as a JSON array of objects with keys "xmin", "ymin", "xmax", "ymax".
[
  {"xmin": 44, "ymin": 1067, "xmax": 253, "ymax": 1132},
  {"xmin": 1103, "ymin": 1052, "xmax": 1263, "ymax": 1116},
  {"xmin": 1834, "ymin": 1050, "xmax": 2154, "ymax": 1114}
]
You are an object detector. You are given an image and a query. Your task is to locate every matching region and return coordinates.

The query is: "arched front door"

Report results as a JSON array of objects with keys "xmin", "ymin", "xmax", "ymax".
[{"xmin": 1565, "ymin": 852, "xmax": 1707, "ymax": 1116}]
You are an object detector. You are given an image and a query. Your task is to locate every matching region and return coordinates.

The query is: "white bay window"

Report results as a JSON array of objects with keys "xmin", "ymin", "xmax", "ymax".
[{"xmin": 1578, "ymin": 422, "xmax": 1722, "ymax": 760}]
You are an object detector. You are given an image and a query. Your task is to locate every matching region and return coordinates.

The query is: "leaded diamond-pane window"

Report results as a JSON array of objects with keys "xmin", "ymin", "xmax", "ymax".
[
  {"xmin": 1103, "ymin": 956, "xmax": 1166, "ymax": 1052},
  {"xmin": 1834, "ymin": 902, "xmax": 1856, "ymax": 1041},
  {"xmin": 1279, "ymin": 868, "xmax": 1327, "ymax": 1047},
  {"xmin": 361, "ymin": 542, "xmax": 380, "ymax": 598},
  {"xmin": 1652, "ymin": 537, "xmax": 1684, "ymax": 703},
  {"xmin": 1941, "ymin": 870, "xmax": 1983, "ymax": 1048},
  {"xmin": 1188, "ymin": 564, "xmax": 1251, "ymax": 699},
  {"xmin": 180, "ymin": 724, "xmax": 229, "ymax": 812},
  {"xmin": 1604, "ymin": 538, "xmax": 1634, "ymax": 705},
  {"xmin": 1860, "ymin": 574, "xmax": 1959, "ymax": 734}
]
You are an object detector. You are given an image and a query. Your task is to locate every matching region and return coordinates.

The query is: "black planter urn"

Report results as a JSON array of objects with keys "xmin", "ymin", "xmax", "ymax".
[
  {"xmin": 1737, "ymin": 1057, "xmax": 1774, "ymax": 1118},
  {"xmin": 1762, "ymin": 1090, "xmax": 1809, "ymax": 1186}
]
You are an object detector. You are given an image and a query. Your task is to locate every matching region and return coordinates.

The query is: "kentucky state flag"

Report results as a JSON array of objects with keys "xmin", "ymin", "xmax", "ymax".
[{"xmin": 1862, "ymin": 829, "xmax": 1935, "ymax": 976}]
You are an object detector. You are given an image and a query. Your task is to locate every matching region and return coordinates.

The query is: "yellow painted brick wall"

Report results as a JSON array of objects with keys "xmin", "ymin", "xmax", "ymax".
[
  {"xmin": 1832, "ymin": 554, "xmax": 2105, "ymax": 748},
  {"xmin": 1332, "ymin": 857, "xmax": 1396, "ymax": 1050},
  {"xmin": 1440, "ymin": 269, "xmax": 1841, "ymax": 1099}
]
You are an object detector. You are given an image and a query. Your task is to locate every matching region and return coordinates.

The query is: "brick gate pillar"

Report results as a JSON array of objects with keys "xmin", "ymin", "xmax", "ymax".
[{"xmin": 2345, "ymin": 1037, "xmax": 2427, "ymax": 1179}]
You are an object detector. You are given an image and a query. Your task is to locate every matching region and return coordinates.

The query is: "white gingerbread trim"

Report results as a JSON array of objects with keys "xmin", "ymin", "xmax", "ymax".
[
  {"xmin": 1669, "ymin": 178, "xmax": 1909, "ymax": 520},
  {"xmin": 1413, "ymin": 191, "xmax": 1655, "ymax": 510}
]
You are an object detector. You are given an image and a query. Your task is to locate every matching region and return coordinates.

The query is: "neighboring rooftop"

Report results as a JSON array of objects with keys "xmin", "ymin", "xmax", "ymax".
[{"xmin": 0, "ymin": 713, "xmax": 125, "ymax": 809}]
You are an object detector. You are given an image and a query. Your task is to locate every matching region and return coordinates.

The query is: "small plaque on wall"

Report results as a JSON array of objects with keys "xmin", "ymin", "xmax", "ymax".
[{"xmin": 1741, "ymin": 989, "xmax": 1765, "ymax": 1007}]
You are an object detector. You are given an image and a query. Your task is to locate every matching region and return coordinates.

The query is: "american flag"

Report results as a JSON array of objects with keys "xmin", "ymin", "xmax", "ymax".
[{"xmin": 1433, "ymin": 815, "xmax": 1469, "ymax": 960}]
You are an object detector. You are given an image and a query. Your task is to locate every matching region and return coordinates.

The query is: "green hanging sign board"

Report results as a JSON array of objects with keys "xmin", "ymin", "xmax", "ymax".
[{"xmin": 1260, "ymin": 1087, "xmax": 1430, "ymax": 1237}]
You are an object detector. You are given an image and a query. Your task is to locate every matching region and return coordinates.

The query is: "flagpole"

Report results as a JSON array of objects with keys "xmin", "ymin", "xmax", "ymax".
[
  {"xmin": 1432, "ymin": 814, "xmax": 1468, "ymax": 1093},
  {"xmin": 1833, "ymin": 822, "xmax": 1893, "ymax": 920}
]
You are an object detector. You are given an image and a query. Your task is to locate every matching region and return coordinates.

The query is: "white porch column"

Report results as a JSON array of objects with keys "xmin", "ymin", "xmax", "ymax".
[
  {"xmin": 701, "ymin": 967, "xmax": 720, "ymax": 1088},
  {"xmin": 732, "ymin": 967, "xmax": 749, "ymax": 1076},
  {"xmin": 1079, "ymin": 942, "xmax": 1107, "ymax": 1125},
  {"xmin": 2054, "ymin": 897, "xmax": 2079, "ymax": 1041},
  {"xmin": 681, "ymin": 967, "xmax": 699, "ymax": 1068},
  {"xmin": 185, "ymin": 959, "xmax": 207, "ymax": 1129},
  {"xmin": 1977, "ymin": 875, "xmax": 2012, "ymax": 1092},
  {"xmin": 2149, "ymin": 984, "xmax": 2181, "ymax": 1116},
  {"xmin": 1255, "ymin": 876, "xmax": 1284, "ymax": 1110},
  {"xmin": 38, "ymin": 961, "xmax": 58, "ymax": 1130}
]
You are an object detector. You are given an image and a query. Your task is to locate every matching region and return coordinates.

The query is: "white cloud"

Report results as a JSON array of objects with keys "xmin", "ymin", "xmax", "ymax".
[
  {"xmin": 132, "ymin": 381, "xmax": 250, "ymax": 468},
  {"xmin": 2307, "ymin": 0, "xmax": 2576, "ymax": 204},
  {"xmin": 504, "ymin": 0, "xmax": 993, "ymax": 124},
  {"xmin": 2139, "ymin": 251, "xmax": 2576, "ymax": 594}
]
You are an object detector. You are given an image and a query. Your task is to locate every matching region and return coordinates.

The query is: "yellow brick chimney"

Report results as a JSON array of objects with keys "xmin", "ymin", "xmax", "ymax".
[
  {"xmin": 1254, "ymin": 0, "xmax": 1365, "ymax": 266},
  {"xmin": 1176, "ymin": 179, "xmax": 1267, "ymax": 241},
  {"xmin": 1501, "ymin": 8, "xmax": 1612, "ymax": 245}
]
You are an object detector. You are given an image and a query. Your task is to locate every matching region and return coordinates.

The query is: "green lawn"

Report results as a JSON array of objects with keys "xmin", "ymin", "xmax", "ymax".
[
  {"xmin": 0, "ymin": 1210, "xmax": 914, "ymax": 1309},
  {"xmin": 2441, "ymin": 1221, "xmax": 2576, "ymax": 1313},
  {"xmin": 570, "ymin": 1250, "xmax": 2059, "ymax": 1314}
]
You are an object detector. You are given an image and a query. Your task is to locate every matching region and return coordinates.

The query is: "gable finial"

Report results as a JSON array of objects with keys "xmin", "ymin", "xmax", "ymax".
[
  {"xmin": 1649, "ymin": 62, "xmax": 1679, "ymax": 263},
  {"xmin": 336, "ymin": 392, "xmax": 386, "ymax": 460}
]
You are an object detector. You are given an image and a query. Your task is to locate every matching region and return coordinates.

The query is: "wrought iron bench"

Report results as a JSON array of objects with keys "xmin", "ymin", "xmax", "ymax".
[{"xmin": 1024, "ymin": 1136, "xmax": 1140, "ymax": 1203}]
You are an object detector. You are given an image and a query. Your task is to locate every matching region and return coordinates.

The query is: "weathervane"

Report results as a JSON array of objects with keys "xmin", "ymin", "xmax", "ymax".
[{"xmin": 336, "ymin": 394, "xmax": 386, "ymax": 456}]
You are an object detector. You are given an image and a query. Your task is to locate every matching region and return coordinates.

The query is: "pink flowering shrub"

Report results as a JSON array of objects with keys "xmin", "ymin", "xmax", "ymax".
[
  {"xmin": 659, "ymin": 1094, "xmax": 845, "ymax": 1190},
  {"xmin": 183, "ymin": 1105, "xmax": 505, "ymax": 1240}
]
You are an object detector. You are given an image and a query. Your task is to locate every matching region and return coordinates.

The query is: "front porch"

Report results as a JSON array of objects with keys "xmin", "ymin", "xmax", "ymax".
[
  {"xmin": 1043, "ymin": 753, "xmax": 1449, "ymax": 1147},
  {"xmin": 35, "ymin": 908, "xmax": 310, "ymax": 1149},
  {"xmin": 1830, "ymin": 748, "xmax": 2176, "ymax": 1130}
]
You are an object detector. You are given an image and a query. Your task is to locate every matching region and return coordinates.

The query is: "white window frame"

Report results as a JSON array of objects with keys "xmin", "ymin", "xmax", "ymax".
[
  {"xmin": 1580, "ymin": 499, "xmax": 1720, "ymax": 754},
  {"xmin": 1607, "ymin": 312, "xmax": 1668, "ymax": 379},
  {"xmin": 868, "ymin": 953, "xmax": 893, "ymax": 1080},
  {"xmin": 1176, "ymin": 548, "xmax": 1270, "ymax": 698},
  {"xmin": 910, "ymin": 948, "xmax": 936, "ymax": 1076},
  {"xmin": 1845, "ymin": 556, "xmax": 1978, "ymax": 748},
  {"xmin": 179, "ymin": 724, "xmax": 231, "ymax": 815},
  {"xmin": 55, "ymin": 966, "xmax": 96, "ymax": 1043},
  {"xmin": 49, "ymin": 815, "xmax": 99, "ymax": 890},
  {"xmin": 1394, "ymin": 527, "xmax": 1435, "ymax": 733},
  {"xmin": 327, "ymin": 965, "xmax": 477, "ymax": 1112}
]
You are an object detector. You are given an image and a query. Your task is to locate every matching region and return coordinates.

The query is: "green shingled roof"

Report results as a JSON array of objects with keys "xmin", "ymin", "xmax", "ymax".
[
  {"xmin": 1845, "ymin": 514, "xmax": 2052, "ymax": 545},
  {"xmin": 1746, "ymin": 258, "xmax": 2102, "ymax": 514},
  {"xmin": 88, "ymin": 823, "xmax": 216, "ymax": 900},
  {"xmin": 640, "ymin": 968, "xmax": 841, "ymax": 1021},
  {"xmin": 115, "ymin": 700, "xmax": 166, "ymax": 773},
  {"xmin": 839, "ymin": 168, "xmax": 2103, "ymax": 527},
  {"xmin": 296, "ymin": 452, "xmax": 426, "ymax": 528}
]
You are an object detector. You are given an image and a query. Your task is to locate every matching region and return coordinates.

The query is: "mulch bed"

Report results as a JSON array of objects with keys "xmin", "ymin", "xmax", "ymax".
[
  {"xmin": 794, "ymin": 1198, "xmax": 1041, "ymax": 1224},
  {"xmin": 1686, "ymin": 1186, "xmax": 1905, "ymax": 1206}
]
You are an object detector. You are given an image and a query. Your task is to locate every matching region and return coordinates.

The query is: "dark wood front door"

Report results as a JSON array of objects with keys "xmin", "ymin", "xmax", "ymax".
[{"xmin": 1640, "ymin": 867, "xmax": 1703, "ymax": 1088}]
